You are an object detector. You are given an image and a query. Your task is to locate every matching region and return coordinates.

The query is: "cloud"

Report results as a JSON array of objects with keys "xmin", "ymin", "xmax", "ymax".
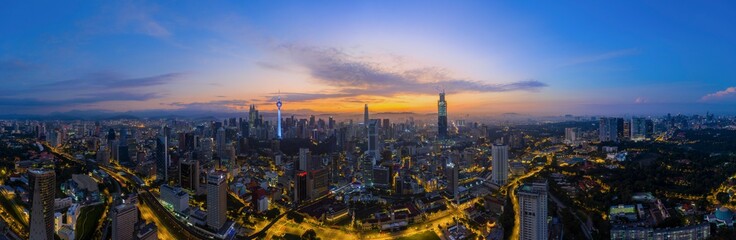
[
  {"xmin": 169, "ymin": 99, "xmax": 250, "ymax": 111},
  {"xmin": 700, "ymin": 87, "xmax": 736, "ymax": 102},
  {"xmin": 634, "ymin": 97, "xmax": 648, "ymax": 104},
  {"xmin": 559, "ymin": 48, "xmax": 638, "ymax": 67},
  {"xmin": 273, "ymin": 44, "xmax": 547, "ymax": 102},
  {"xmin": 37, "ymin": 72, "xmax": 183, "ymax": 91},
  {"xmin": 0, "ymin": 91, "xmax": 162, "ymax": 107}
]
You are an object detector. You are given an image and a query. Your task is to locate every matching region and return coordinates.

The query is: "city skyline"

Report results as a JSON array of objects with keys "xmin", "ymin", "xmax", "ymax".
[{"xmin": 2, "ymin": 1, "xmax": 736, "ymax": 116}]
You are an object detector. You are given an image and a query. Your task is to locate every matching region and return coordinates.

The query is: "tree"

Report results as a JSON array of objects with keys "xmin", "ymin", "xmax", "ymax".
[
  {"xmin": 301, "ymin": 229, "xmax": 318, "ymax": 240},
  {"xmin": 717, "ymin": 192, "xmax": 730, "ymax": 204}
]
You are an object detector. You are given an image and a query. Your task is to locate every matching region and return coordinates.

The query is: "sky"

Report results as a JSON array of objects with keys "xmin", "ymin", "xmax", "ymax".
[{"xmin": 1, "ymin": 1, "xmax": 735, "ymax": 117}]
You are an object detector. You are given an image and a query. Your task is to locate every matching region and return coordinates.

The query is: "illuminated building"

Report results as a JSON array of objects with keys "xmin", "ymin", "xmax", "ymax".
[
  {"xmin": 491, "ymin": 144, "xmax": 509, "ymax": 185},
  {"xmin": 438, "ymin": 91, "xmax": 448, "ymax": 139},
  {"xmin": 112, "ymin": 203, "xmax": 138, "ymax": 240},
  {"xmin": 518, "ymin": 180, "xmax": 548, "ymax": 240},
  {"xmin": 276, "ymin": 95, "xmax": 282, "ymax": 139},
  {"xmin": 29, "ymin": 169, "xmax": 55, "ymax": 240},
  {"xmin": 207, "ymin": 172, "xmax": 227, "ymax": 230},
  {"xmin": 160, "ymin": 184, "xmax": 190, "ymax": 213}
]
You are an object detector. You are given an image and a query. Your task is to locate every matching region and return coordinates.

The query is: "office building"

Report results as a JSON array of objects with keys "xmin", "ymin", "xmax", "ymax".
[
  {"xmin": 367, "ymin": 119, "xmax": 380, "ymax": 166},
  {"xmin": 156, "ymin": 135, "xmax": 169, "ymax": 182},
  {"xmin": 599, "ymin": 117, "xmax": 624, "ymax": 142},
  {"xmin": 631, "ymin": 117, "xmax": 647, "ymax": 141},
  {"xmin": 446, "ymin": 162, "xmax": 459, "ymax": 202},
  {"xmin": 438, "ymin": 91, "xmax": 448, "ymax": 139},
  {"xmin": 298, "ymin": 148, "xmax": 310, "ymax": 171},
  {"xmin": 180, "ymin": 159, "xmax": 199, "ymax": 193},
  {"xmin": 135, "ymin": 222, "xmax": 158, "ymax": 240},
  {"xmin": 207, "ymin": 171, "xmax": 227, "ymax": 230},
  {"xmin": 518, "ymin": 180, "xmax": 548, "ymax": 240},
  {"xmin": 492, "ymin": 144, "xmax": 509, "ymax": 185},
  {"xmin": 29, "ymin": 169, "xmax": 55, "ymax": 240},
  {"xmin": 564, "ymin": 127, "xmax": 579, "ymax": 145},
  {"xmin": 294, "ymin": 170, "xmax": 308, "ymax": 203},
  {"xmin": 160, "ymin": 184, "xmax": 190, "ymax": 213},
  {"xmin": 215, "ymin": 127, "xmax": 226, "ymax": 158},
  {"xmin": 112, "ymin": 204, "xmax": 138, "ymax": 240}
]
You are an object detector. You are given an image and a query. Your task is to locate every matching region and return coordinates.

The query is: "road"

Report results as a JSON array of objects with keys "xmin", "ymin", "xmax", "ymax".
[{"xmin": 507, "ymin": 154, "xmax": 551, "ymax": 240}]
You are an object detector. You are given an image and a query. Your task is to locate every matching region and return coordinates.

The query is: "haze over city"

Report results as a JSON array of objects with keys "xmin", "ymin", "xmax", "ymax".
[{"xmin": 2, "ymin": 1, "xmax": 735, "ymax": 117}]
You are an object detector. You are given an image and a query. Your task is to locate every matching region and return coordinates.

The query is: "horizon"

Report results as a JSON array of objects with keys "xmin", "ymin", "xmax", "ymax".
[{"xmin": 2, "ymin": 1, "xmax": 736, "ymax": 116}]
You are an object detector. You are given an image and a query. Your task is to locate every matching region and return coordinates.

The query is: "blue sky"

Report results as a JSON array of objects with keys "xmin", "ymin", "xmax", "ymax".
[{"xmin": 1, "ymin": 1, "xmax": 735, "ymax": 116}]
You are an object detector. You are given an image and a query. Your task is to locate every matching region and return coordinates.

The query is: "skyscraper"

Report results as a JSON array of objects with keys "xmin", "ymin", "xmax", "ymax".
[
  {"xmin": 298, "ymin": 148, "xmax": 310, "ymax": 171},
  {"xmin": 599, "ymin": 117, "xmax": 624, "ymax": 142},
  {"xmin": 438, "ymin": 91, "xmax": 448, "ymax": 139},
  {"xmin": 207, "ymin": 171, "xmax": 227, "ymax": 230},
  {"xmin": 294, "ymin": 170, "xmax": 308, "ymax": 203},
  {"xmin": 156, "ymin": 135, "xmax": 169, "ymax": 182},
  {"xmin": 180, "ymin": 159, "xmax": 200, "ymax": 193},
  {"xmin": 276, "ymin": 95, "xmax": 283, "ymax": 139},
  {"xmin": 215, "ymin": 127, "xmax": 226, "ymax": 158},
  {"xmin": 446, "ymin": 162, "xmax": 459, "ymax": 203},
  {"xmin": 200, "ymin": 137, "xmax": 214, "ymax": 163},
  {"xmin": 112, "ymin": 203, "xmax": 138, "ymax": 240},
  {"xmin": 630, "ymin": 117, "xmax": 647, "ymax": 141},
  {"xmin": 364, "ymin": 104, "xmax": 369, "ymax": 126},
  {"xmin": 367, "ymin": 119, "xmax": 380, "ymax": 166},
  {"xmin": 29, "ymin": 169, "xmax": 55, "ymax": 240},
  {"xmin": 564, "ymin": 127, "xmax": 579, "ymax": 145},
  {"xmin": 518, "ymin": 180, "xmax": 548, "ymax": 240},
  {"xmin": 118, "ymin": 128, "xmax": 130, "ymax": 165},
  {"xmin": 491, "ymin": 144, "xmax": 509, "ymax": 185}
]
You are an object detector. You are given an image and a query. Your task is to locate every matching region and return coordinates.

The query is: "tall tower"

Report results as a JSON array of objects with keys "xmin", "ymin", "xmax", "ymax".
[
  {"xmin": 438, "ymin": 91, "xmax": 448, "ymax": 139},
  {"xmin": 492, "ymin": 144, "xmax": 509, "ymax": 185},
  {"xmin": 207, "ymin": 171, "xmax": 227, "ymax": 230},
  {"xmin": 29, "ymin": 169, "xmax": 55, "ymax": 240},
  {"xmin": 364, "ymin": 104, "xmax": 369, "ymax": 126},
  {"xmin": 518, "ymin": 180, "xmax": 548, "ymax": 240},
  {"xmin": 276, "ymin": 95, "xmax": 283, "ymax": 139}
]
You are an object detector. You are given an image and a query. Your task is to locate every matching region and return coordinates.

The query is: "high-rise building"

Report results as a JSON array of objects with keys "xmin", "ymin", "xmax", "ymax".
[
  {"xmin": 294, "ymin": 170, "xmax": 308, "ymax": 203},
  {"xmin": 308, "ymin": 168, "xmax": 329, "ymax": 199},
  {"xmin": 446, "ymin": 162, "xmax": 459, "ymax": 202},
  {"xmin": 112, "ymin": 203, "xmax": 138, "ymax": 240},
  {"xmin": 564, "ymin": 127, "xmax": 579, "ymax": 145},
  {"xmin": 364, "ymin": 104, "xmax": 369, "ymax": 127},
  {"xmin": 200, "ymin": 137, "xmax": 213, "ymax": 163},
  {"xmin": 276, "ymin": 95, "xmax": 283, "ymax": 139},
  {"xmin": 367, "ymin": 119, "xmax": 380, "ymax": 166},
  {"xmin": 156, "ymin": 135, "xmax": 169, "ymax": 182},
  {"xmin": 215, "ymin": 127, "xmax": 226, "ymax": 158},
  {"xmin": 180, "ymin": 159, "xmax": 200, "ymax": 193},
  {"xmin": 491, "ymin": 144, "xmax": 509, "ymax": 185},
  {"xmin": 518, "ymin": 180, "xmax": 548, "ymax": 240},
  {"xmin": 599, "ymin": 117, "xmax": 624, "ymax": 142},
  {"xmin": 631, "ymin": 117, "xmax": 647, "ymax": 141},
  {"xmin": 29, "ymin": 169, "xmax": 55, "ymax": 240},
  {"xmin": 438, "ymin": 91, "xmax": 448, "ymax": 139},
  {"xmin": 298, "ymin": 148, "xmax": 310, "ymax": 171},
  {"xmin": 207, "ymin": 172, "xmax": 227, "ymax": 230}
]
